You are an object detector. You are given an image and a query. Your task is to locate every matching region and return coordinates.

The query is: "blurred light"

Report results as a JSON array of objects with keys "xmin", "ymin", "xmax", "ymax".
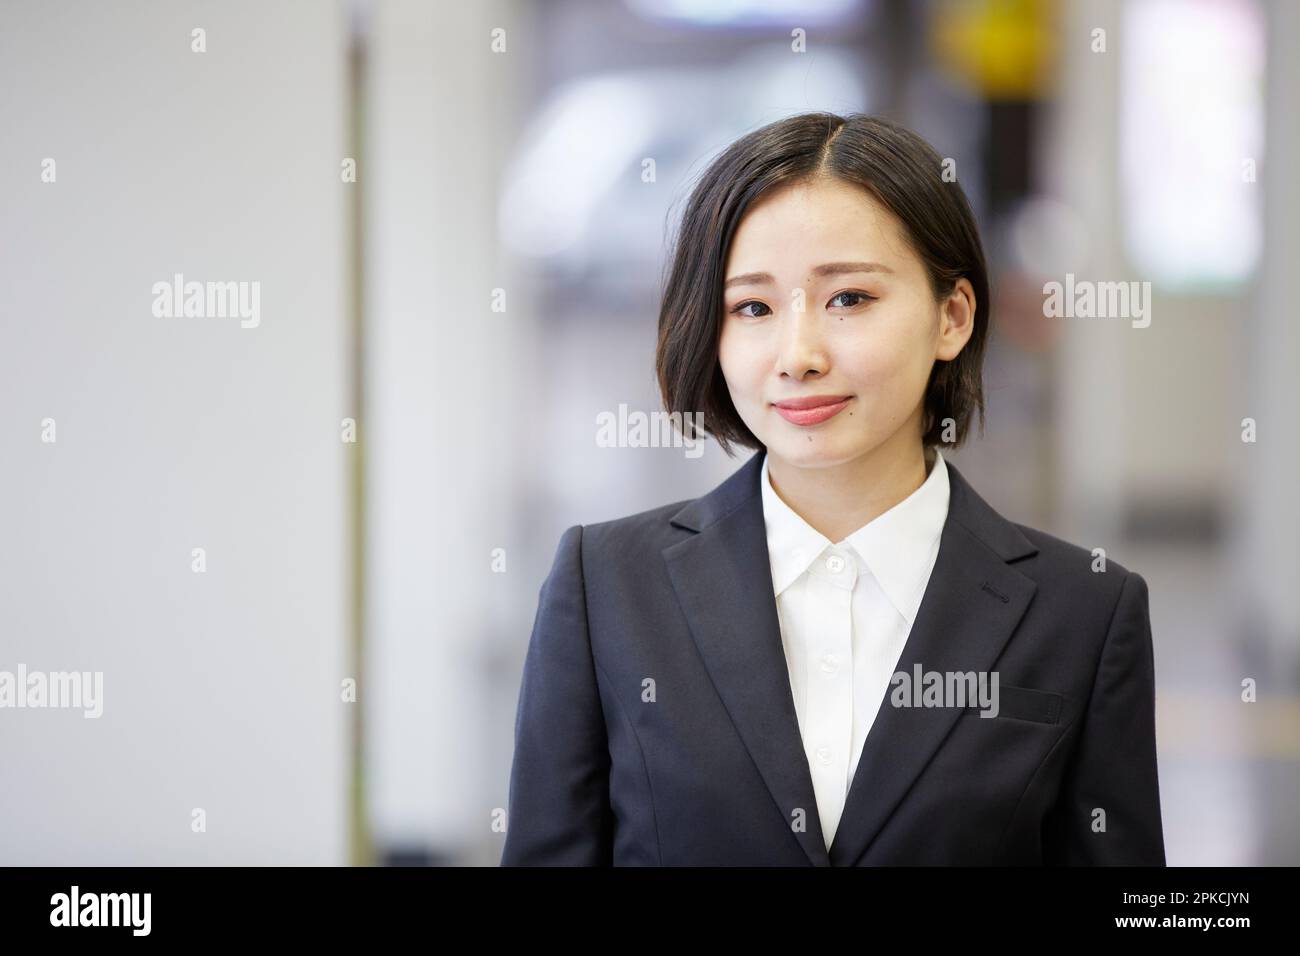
[
  {"xmin": 499, "ymin": 76, "xmax": 654, "ymax": 258},
  {"xmin": 733, "ymin": 42, "xmax": 868, "ymax": 116},
  {"xmin": 1120, "ymin": 0, "xmax": 1264, "ymax": 289},
  {"xmin": 931, "ymin": 0, "xmax": 1057, "ymax": 100},
  {"xmin": 346, "ymin": 0, "xmax": 373, "ymax": 38},
  {"xmin": 623, "ymin": 0, "xmax": 866, "ymax": 28}
]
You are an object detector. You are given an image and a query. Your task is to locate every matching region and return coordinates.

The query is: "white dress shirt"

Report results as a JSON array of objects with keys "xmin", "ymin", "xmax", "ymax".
[{"xmin": 759, "ymin": 447, "xmax": 951, "ymax": 851}]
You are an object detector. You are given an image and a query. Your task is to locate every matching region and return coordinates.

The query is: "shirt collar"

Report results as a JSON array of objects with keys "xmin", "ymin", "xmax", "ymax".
[{"xmin": 759, "ymin": 448, "xmax": 951, "ymax": 626}]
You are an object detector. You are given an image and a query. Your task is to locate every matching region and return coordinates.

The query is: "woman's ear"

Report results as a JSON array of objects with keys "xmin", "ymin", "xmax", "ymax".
[{"xmin": 936, "ymin": 277, "xmax": 976, "ymax": 361}]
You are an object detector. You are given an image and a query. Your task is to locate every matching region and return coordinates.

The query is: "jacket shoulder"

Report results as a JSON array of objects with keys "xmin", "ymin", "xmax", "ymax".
[
  {"xmin": 1008, "ymin": 520, "xmax": 1144, "ymax": 624},
  {"xmin": 1010, "ymin": 522, "xmax": 1133, "ymax": 577}
]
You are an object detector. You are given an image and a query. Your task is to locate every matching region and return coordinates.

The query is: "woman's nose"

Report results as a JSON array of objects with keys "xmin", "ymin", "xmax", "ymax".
[{"xmin": 776, "ymin": 306, "xmax": 828, "ymax": 380}]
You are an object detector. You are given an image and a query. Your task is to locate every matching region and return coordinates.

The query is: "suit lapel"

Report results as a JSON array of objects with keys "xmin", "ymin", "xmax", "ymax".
[
  {"xmin": 662, "ymin": 451, "xmax": 831, "ymax": 866},
  {"xmin": 661, "ymin": 449, "xmax": 1040, "ymax": 868},
  {"xmin": 827, "ymin": 465, "xmax": 1038, "ymax": 865}
]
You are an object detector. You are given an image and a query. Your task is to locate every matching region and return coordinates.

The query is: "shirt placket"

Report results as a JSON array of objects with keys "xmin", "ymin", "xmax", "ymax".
[{"xmin": 804, "ymin": 544, "xmax": 858, "ymax": 848}]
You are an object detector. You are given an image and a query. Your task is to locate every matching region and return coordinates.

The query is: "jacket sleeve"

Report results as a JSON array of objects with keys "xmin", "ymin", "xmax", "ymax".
[
  {"xmin": 500, "ymin": 524, "xmax": 615, "ymax": 865},
  {"xmin": 1042, "ymin": 570, "xmax": 1166, "ymax": 865}
]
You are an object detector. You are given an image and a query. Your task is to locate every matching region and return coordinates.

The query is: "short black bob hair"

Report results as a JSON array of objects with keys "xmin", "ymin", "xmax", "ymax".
[{"xmin": 655, "ymin": 112, "xmax": 989, "ymax": 456}]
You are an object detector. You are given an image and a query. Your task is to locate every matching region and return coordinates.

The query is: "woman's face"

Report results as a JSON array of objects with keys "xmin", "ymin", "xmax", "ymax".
[{"xmin": 718, "ymin": 175, "xmax": 973, "ymax": 471}]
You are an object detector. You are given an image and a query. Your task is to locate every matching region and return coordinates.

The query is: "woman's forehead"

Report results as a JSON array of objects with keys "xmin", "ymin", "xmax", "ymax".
[{"xmin": 726, "ymin": 184, "xmax": 916, "ymax": 277}]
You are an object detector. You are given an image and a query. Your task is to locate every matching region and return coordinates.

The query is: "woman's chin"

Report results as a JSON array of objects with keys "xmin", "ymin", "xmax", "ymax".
[{"xmin": 765, "ymin": 432, "xmax": 868, "ymax": 470}]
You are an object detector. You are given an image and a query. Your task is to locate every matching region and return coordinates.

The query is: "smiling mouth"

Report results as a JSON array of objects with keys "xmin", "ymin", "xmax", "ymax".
[{"xmin": 771, "ymin": 396, "xmax": 853, "ymax": 426}]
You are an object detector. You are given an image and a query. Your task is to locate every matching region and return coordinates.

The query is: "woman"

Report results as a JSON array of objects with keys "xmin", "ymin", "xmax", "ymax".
[{"xmin": 501, "ymin": 112, "xmax": 1165, "ymax": 866}]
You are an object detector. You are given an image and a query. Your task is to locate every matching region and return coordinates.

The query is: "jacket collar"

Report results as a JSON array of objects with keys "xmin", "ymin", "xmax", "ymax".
[{"xmin": 662, "ymin": 448, "xmax": 1039, "ymax": 866}]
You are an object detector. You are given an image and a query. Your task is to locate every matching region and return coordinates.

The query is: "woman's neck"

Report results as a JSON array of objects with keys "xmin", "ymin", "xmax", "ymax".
[{"xmin": 765, "ymin": 436, "xmax": 932, "ymax": 544}]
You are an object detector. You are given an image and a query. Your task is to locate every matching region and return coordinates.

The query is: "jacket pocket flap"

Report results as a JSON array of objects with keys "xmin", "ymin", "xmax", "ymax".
[{"xmin": 962, "ymin": 684, "xmax": 1063, "ymax": 724}]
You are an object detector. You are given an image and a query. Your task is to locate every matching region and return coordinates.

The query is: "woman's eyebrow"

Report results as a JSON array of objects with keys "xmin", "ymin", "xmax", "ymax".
[{"xmin": 724, "ymin": 261, "xmax": 894, "ymax": 289}]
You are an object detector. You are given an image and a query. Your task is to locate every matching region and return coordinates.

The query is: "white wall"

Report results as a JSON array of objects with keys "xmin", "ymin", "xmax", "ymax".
[{"xmin": 0, "ymin": 0, "xmax": 349, "ymax": 863}]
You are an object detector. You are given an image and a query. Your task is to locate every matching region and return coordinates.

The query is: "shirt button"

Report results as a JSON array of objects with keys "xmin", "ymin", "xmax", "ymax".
[
  {"xmin": 826, "ymin": 554, "xmax": 846, "ymax": 574},
  {"xmin": 820, "ymin": 654, "xmax": 838, "ymax": 674},
  {"xmin": 816, "ymin": 747, "xmax": 832, "ymax": 764}
]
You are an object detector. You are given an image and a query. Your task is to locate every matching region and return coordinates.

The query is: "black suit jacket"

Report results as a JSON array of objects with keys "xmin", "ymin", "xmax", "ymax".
[{"xmin": 501, "ymin": 450, "xmax": 1165, "ymax": 865}]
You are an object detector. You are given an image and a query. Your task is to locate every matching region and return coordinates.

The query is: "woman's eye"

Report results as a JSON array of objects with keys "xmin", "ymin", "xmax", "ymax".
[
  {"xmin": 730, "ymin": 300, "xmax": 771, "ymax": 318},
  {"xmin": 829, "ymin": 291, "xmax": 876, "ymax": 309}
]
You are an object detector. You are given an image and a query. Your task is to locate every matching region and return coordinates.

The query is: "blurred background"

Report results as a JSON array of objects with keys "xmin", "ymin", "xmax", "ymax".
[{"xmin": 1, "ymin": 0, "xmax": 1295, "ymax": 865}]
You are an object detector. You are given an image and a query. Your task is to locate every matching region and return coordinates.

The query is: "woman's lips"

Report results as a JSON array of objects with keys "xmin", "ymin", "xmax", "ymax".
[{"xmin": 772, "ymin": 396, "xmax": 852, "ymax": 426}]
